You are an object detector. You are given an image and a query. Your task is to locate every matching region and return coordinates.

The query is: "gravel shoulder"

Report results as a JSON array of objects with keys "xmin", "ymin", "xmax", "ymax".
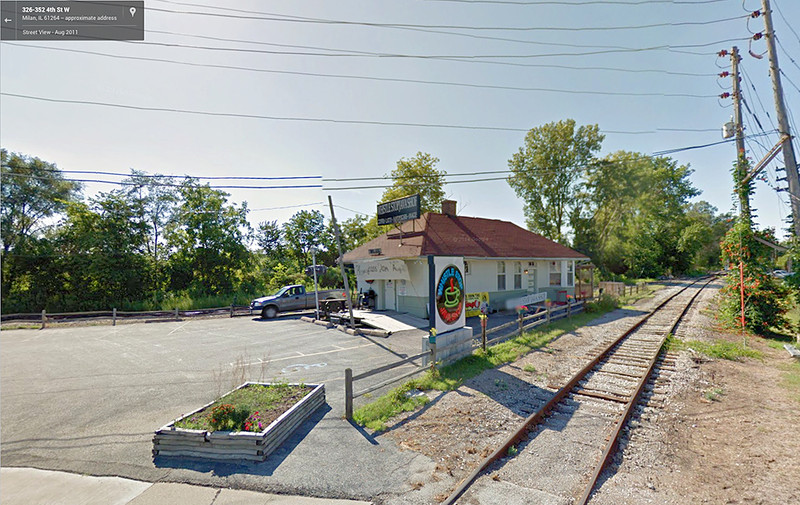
[{"xmin": 372, "ymin": 280, "xmax": 800, "ymax": 505}]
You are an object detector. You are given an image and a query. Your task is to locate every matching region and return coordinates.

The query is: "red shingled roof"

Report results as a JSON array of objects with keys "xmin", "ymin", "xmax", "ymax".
[{"xmin": 343, "ymin": 212, "xmax": 588, "ymax": 262}]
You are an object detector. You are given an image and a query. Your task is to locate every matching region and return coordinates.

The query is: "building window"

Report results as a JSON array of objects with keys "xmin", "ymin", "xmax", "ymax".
[
  {"xmin": 514, "ymin": 261, "xmax": 522, "ymax": 290},
  {"xmin": 497, "ymin": 261, "xmax": 506, "ymax": 291},
  {"xmin": 567, "ymin": 262, "xmax": 574, "ymax": 287},
  {"xmin": 464, "ymin": 261, "xmax": 470, "ymax": 275},
  {"xmin": 549, "ymin": 261, "xmax": 561, "ymax": 286}
]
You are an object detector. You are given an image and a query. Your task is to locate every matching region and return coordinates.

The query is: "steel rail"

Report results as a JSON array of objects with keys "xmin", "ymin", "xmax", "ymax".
[
  {"xmin": 442, "ymin": 277, "xmax": 711, "ymax": 505},
  {"xmin": 575, "ymin": 275, "xmax": 716, "ymax": 505}
]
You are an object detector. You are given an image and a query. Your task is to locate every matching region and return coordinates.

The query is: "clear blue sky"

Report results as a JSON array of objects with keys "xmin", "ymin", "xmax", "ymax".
[{"xmin": 2, "ymin": 0, "xmax": 799, "ymax": 240}]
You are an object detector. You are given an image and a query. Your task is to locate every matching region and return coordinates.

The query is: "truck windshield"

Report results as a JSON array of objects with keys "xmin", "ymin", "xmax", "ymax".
[{"xmin": 272, "ymin": 287, "xmax": 289, "ymax": 297}]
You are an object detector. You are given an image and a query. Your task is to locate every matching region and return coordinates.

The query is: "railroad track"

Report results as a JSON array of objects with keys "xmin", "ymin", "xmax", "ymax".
[{"xmin": 444, "ymin": 277, "xmax": 716, "ymax": 505}]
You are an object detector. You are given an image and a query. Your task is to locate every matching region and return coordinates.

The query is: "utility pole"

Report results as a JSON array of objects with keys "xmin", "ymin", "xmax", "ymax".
[
  {"xmin": 731, "ymin": 46, "xmax": 752, "ymax": 222},
  {"xmin": 328, "ymin": 195, "xmax": 356, "ymax": 328},
  {"xmin": 761, "ymin": 0, "xmax": 800, "ymax": 236}
]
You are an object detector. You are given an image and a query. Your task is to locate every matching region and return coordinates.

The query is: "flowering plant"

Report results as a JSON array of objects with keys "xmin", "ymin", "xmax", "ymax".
[{"xmin": 243, "ymin": 411, "xmax": 265, "ymax": 432}]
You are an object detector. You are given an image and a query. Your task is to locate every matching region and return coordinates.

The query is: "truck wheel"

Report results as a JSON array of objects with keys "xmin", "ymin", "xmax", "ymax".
[{"xmin": 262, "ymin": 306, "xmax": 278, "ymax": 319}]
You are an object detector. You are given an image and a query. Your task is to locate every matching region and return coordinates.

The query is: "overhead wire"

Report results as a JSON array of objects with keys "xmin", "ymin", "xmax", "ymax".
[
  {"xmin": 0, "ymin": 92, "xmax": 718, "ymax": 134},
  {"xmin": 1, "ymin": 173, "xmax": 323, "ymax": 190},
  {"xmin": 147, "ymin": 2, "xmax": 748, "ymax": 33}
]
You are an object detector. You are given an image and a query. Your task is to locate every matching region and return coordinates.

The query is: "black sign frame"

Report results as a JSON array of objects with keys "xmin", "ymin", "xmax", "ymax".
[{"xmin": 377, "ymin": 194, "xmax": 421, "ymax": 226}]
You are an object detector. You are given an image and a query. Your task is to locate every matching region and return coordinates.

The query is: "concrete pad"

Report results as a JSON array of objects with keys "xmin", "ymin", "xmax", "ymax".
[
  {"xmin": 125, "ymin": 482, "xmax": 218, "ymax": 504},
  {"xmin": 215, "ymin": 488, "xmax": 373, "ymax": 504},
  {"xmin": 350, "ymin": 310, "xmax": 428, "ymax": 333},
  {"xmin": 0, "ymin": 467, "xmax": 150, "ymax": 505}
]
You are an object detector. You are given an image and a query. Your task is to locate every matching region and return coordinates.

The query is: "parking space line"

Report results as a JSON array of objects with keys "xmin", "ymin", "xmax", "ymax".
[{"xmin": 231, "ymin": 343, "xmax": 373, "ymax": 367}]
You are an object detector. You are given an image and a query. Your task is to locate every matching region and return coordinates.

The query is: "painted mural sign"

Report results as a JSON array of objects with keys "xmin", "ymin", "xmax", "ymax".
[
  {"xmin": 504, "ymin": 291, "xmax": 547, "ymax": 310},
  {"xmin": 354, "ymin": 260, "xmax": 410, "ymax": 280},
  {"xmin": 436, "ymin": 265, "xmax": 465, "ymax": 325},
  {"xmin": 465, "ymin": 292, "xmax": 489, "ymax": 318}
]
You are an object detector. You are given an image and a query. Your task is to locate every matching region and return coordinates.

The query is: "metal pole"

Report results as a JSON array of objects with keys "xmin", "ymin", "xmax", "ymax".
[
  {"xmin": 762, "ymin": 0, "xmax": 800, "ymax": 236},
  {"xmin": 328, "ymin": 196, "xmax": 355, "ymax": 328},
  {"xmin": 113, "ymin": 307, "xmax": 117, "ymax": 326},
  {"xmin": 312, "ymin": 247, "xmax": 320, "ymax": 319},
  {"xmin": 344, "ymin": 368, "xmax": 353, "ymax": 421},
  {"xmin": 41, "ymin": 309, "xmax": 46, "ymax": 329},
  {"xmin": 731, "ymin": 46, "xmax": 752, "ymax": 222}
]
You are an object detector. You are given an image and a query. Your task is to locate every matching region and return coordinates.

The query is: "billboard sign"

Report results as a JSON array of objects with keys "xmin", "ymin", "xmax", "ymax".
[
  {"xmin": 429, "ymin": 256, "xmax": 466, "ymax": 333},
  {"xmin": 377, "ymin": 194, "xmax": 421, "ymax": 225}
]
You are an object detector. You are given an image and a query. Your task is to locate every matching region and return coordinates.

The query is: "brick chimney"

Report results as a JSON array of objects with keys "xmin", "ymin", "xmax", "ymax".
[{"xmin": 441, "ymin": 200, "xmax": 457, "ymax": 216}]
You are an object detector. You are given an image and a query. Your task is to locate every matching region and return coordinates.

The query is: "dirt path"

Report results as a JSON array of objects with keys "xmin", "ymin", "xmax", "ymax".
[{"xmin": 375, "ymin": 282, "xmax": 800, "ymax": 505}]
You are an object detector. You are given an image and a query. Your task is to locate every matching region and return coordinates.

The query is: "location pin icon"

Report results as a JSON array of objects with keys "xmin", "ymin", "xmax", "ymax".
[{"xmin": 129, "ymin": 6, "xmax": 136, "ymax": 17}]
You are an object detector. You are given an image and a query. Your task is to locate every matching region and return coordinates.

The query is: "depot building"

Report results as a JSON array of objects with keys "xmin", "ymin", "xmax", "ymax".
[{"xmin": 342, "ymin": 200, "xmax": 590, "ymax": 321}]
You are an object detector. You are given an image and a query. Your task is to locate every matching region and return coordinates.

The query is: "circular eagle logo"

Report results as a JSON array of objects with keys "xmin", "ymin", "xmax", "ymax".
[{"xmin": 436, "ymin": 265, "xmax": 465, "ymax": 325}]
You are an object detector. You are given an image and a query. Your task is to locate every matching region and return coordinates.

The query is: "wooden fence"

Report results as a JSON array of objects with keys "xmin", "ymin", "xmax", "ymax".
[
  {"xmin": 1, "ymin": 305, "xmax": 254, "ymax": 328},
  {"xmin": 344, "ymin": 300, "xmax": 585, "ymax": 420}
]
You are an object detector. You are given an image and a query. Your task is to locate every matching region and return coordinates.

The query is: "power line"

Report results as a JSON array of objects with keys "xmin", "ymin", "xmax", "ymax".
[
  {"xmin": 0, "ymin": 92, "xmax": 714, "ymax": 134},
  {"xmin": 45, "ymin": 169, "xmax": 321, "ymax": 181},
  {"xmin": 423, "ymin": 0, "xmax": 728, "ymax": 4},
  {"xmin": 1, "ymin": 172, "xmax": 323, "ymax": 190},
  {"xmin": 651, "ymin": 130, "xmax": 779, "ymax": 156},
  {"xmin": 147, "ymin": 2, "xmax": 747, "ymax": 33},
  {"xmin": 773, "ymin": 0, "xmax": 800, "ymax": 46},
  {"xmin": 2, "ymin": 43, "xmax": 718, "ymax": 84}
]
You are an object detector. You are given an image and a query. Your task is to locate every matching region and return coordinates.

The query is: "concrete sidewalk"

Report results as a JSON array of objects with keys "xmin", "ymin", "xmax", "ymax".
[{"xmin": 0, "ymin": 468, "xmax": 372, "ymax": 505}]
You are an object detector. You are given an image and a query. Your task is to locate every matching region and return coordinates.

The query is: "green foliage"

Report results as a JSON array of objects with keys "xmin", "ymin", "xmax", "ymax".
[
  {"xmin": 165, "ymin": 180, "xmax": 252, "ymax": 295},
  {"xmin": 666, "ymin": 335, "xmax": 763, "ymax": 361},
  {"xmin": 584, "ymin": 293, "xmax": 619, "ymax": 313},
  {"xmin": 175, "ymin": 383, "xmax": 309, "ymax": 432},
  {"xmin": 508, "ymin": 119, "xmax": 603, "ymax": 243},
  {"xmin": 572, "ymin": 151, "xmax": 704, "ymax": 277},
  {"xmin": 282, "ymin": 210, "xmax": 327, "ymax": 266},
  {"xmin": 381, "ymin": 152, "xmax": 446, "ymax": 214},
  {"xmin": 1, "ymin": 149, "xmax": 83, "ymax": 253},
  {"xmin": 353, "ymin": 307, "xmax": 616, "ymax": 431},
  {"xmin": 719, "ymin": 219, "xmax": 791, "ymax": 334},
  {"xmin": 255, "ymin": 219, "xmax": 284, "ymax": 258}
]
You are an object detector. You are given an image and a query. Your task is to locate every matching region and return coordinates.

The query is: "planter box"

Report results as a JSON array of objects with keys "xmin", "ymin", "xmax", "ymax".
[{"xmin": 153, "ymin": 382, "xmax": 325, "ymax": 461}]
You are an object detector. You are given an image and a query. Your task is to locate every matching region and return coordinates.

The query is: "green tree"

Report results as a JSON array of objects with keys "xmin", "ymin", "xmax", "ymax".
[
  {"xmin": 166, "ymin": 180, "xmax": 251, "ymax": 294},
  {"xmin": 507, "ymin": 120, "xmax": 603, "ymax": 243},
  {"xmin": 381, "ymin": 152, "xmax": 446, "ymax": 214},
  {"xmin": 572, "ymin": 151, "xmax": 701, "ymax": 277},
  {"xmin": 1, "ymin": 149, "xmax": 82, "ymax": 253},
  {"xmin": 256, "ymin": 220, "xmax": 284, "ymax": 259},
  {"xmin": 57, "ymin": 192, "xmax": 152, "ymax": 308},
  {"xmin": 282, "ymin": 210, "xmax": 327, "ymax": 266}
]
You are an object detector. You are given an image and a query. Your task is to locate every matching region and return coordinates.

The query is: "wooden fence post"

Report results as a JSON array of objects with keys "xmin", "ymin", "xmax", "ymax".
[
  {"xmin": 481, "ymin": 316, "xmax": 487, "ymax": 352},
  {"xmin": 518, "ymin": 310, "xmax": 523, "ymax": 335},
  {"xmin": 345, "ymin": 368, "xmax": 353, "ymax": 421},
  {"xmin": 174, "ymin": 308, "xmax": 179, "ymax": 320},
  {"xmin": 546, "ymin": 306, "xmax": 551, "ymax": 324},
  {"xmin": 567, "ymin": 302, "xmax": 571, "ymax": 318},
  {"xmin": 41, "ymin": 309, "xmax": 46, "ymax": 329},
  {"xmin": 113, "ymin": 308, "xmax": 117, "ymax": 326},
  {"xmin": 230, "ymin": 304, "xmax": 234, "ymax": 318},
  {"xmin": 430, "ymin": 343, "xmax": 437, "ymax": 371}
]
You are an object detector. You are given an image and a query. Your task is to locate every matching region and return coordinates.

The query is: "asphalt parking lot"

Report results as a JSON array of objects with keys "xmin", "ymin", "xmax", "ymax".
[{"xmin": 0, "ymin": 316, "xmax": 433, "ymax": 501}]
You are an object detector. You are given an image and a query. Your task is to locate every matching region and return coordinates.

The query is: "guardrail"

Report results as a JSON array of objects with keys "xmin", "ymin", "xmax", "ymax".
[
  {"xmin": 1, "ymin": 305, "xmax": 254, "ymax": 328},
  {"xmin": 344, "ymin": 299, "xmax": 586, "ymax": 421}
]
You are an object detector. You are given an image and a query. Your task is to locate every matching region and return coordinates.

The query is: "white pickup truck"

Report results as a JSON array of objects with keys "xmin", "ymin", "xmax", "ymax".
[{"xmin": 250, "ymin": 285, "xmax": 347, "ymax": 319}]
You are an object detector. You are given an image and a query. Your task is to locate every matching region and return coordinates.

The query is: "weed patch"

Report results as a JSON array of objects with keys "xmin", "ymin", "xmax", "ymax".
[
  {"xmin": 353, "ymin": 307, "xmax": 616, "ymax": 431},
  {"xmin": 667, "ymin": 336, "xmax": 762, "ymax": 361}
]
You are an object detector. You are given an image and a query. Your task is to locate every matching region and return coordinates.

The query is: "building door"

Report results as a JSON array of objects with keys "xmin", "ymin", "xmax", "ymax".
[
  {"xmin": 527, "ymin": 262, "xmax": 537, "ymax": 292},
  {"xmin": 384, "ymin": 280, "xmax": 396, "ymax": 311}
]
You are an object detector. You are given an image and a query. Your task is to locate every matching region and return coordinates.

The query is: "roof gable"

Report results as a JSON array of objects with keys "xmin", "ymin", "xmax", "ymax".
[{"xmin": 343, "ymin": 213, "xmax": 588, "ymax": 262}]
